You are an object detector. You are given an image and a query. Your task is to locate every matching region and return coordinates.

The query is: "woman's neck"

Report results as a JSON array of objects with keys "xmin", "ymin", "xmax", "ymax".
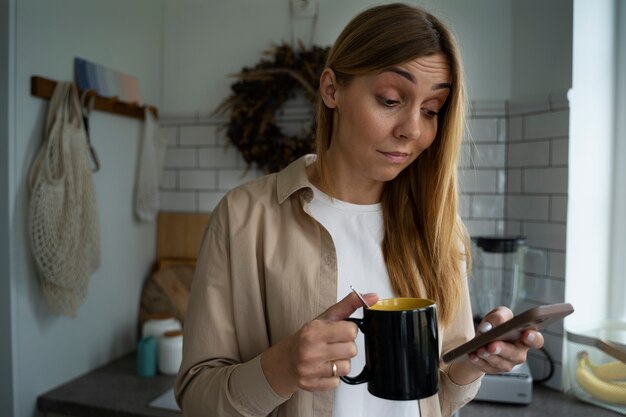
[{"xmin": 306, "ymin": 160, "xmax": 383, "ymax": 204}]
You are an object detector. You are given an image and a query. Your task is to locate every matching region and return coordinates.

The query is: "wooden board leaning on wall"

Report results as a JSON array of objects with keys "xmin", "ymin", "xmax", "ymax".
[{"xmin": 139, "ymin": 212, "xmax": 211, "ymax": 328}]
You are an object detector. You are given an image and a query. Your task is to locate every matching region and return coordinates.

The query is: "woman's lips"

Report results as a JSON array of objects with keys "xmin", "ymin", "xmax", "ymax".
[{"xmin": 378, "ymin": 150, "xmax": 409, "ymax": 163}]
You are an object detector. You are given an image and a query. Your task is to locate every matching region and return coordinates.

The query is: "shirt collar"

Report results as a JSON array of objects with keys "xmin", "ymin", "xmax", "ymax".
[{"xmin": 276, "ymin": 154, "xmax": 316, "ymax": 204}]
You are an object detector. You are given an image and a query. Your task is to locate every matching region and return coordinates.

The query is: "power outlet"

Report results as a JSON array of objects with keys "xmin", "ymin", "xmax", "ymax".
[{"xmin": 291, "ymin": 0, "xmax": 318, "ymax": 18}]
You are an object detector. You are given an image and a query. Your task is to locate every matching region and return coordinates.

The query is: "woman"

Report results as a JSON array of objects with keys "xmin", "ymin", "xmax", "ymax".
[{"xmin": 175, "ymin": 4, "xmax": 544, "ymax": 417}]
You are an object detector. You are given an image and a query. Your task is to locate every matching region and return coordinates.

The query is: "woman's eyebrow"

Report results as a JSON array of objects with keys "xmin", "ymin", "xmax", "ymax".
[
  {"xmin": 433, "ymin": 82, "xmax": 451, "ymax": 91},
  {"xmin": 386, "ymin": 67, "xmax": 416, "ymax": 83},
  {"xmin": 384, "ymin": 67, "xmax": 451, "ymax": 91}
]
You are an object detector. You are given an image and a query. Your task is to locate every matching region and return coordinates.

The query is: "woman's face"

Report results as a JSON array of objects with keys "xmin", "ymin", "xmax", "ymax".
[{"xmin": 321, "ymin": 53, "xmax": 451, "ymax": 200}]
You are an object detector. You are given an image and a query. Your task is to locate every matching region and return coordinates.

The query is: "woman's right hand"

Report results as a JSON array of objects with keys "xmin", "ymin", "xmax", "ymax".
[{"xmin": 261, "ymin": 292, "xmax": 379, "ymax": 398}]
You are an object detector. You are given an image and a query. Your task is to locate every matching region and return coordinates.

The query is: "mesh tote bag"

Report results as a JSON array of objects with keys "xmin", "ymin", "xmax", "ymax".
[{"xmin": 28, "ymin": 81, "xmax": 101, "ymax": 317}]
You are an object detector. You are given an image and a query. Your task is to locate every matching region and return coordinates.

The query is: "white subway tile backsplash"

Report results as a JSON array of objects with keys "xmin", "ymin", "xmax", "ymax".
[
  {"xmin": 527, "ymin": 352, "xmax": 562, "ymax": 390},
  {"xmin": 542, "ymin": 332, "xmax": 565, "ymax": 362},
  {"xmin": 459, "ymin": 194, "xmax": 471, "ymax": 218},
  {"xmin": 525, "ymin": 248, "xmax": 547, "ymax": 276},
  {"xmin": 198, "ymin": 145, "xmax": 242, "ymax": 168},
  {"xmin": 504, "ymin": 221, "xmax": 522, "ymax": 235},
  {"xmin": 474, "ymin": 144, "xmax": 506, "ymax": 168},
  {"xmin": 550, "ymin": 196, "xmax": 568, "ymax": 222},
  {"xmin": 180, "ymin": 125, "xmax": 217, "ymax": 146},
  {"xmin": 179, "ymin": 170, "xmax": 217, "ymax": 190},
  {"xmin": 459, "ymin": 144, "xmax": 472, "ymax": 168},
  {"xmin": 543, "ymin": 363, "xmax": 563, "ymax": 391},
  {"xmin": 551, "ymin": 138, "xmax": 569, "ymax": 166},
  {"xmin": 164, "ymin": 148, "xmax": 197, "ymax": 168},
  {"xmin": 523, "ymin": 222, "xmax": 567, "ymax": 251},
  {"xmin": 161, "ymin": 126, "xmax": 178, "ymax": 146},
  {"xmin": 527, "ymin": 352, "xmax": 549, "ymax": 383},
  {"xmin": 160, "ymin": 191, "xmax": 196, "ymax": 212},
  {"xmin": 497, "ymin": 170, "xmax": 506, "ymax": 194},
  {"xmin": 458, "ymin": 169, "xmax": 497, "ymax": 193},
  {"xmin": 198, "ymin": 191, "xmax": 227, "ymax": 212},
  {"xmin": 548, "ymin": 251, "xmax": 566, "ymax": 279},
  {"xmin": 507, "ymin": 141, "xmax": 550, "ymax": 168},
  {"xmin": 448, "ymin": 102, "xmax": 566, "ymax": 369},
  {"xmin": 524, "ymin": 275, "xmax": 565, "ymax": 305},
  {"xmin": 507, "ymin": 116, "xmax": 523, "ymax": 142},
  {"xmin": 464, "ymin": 219, "xmax": 498, "ymax": 236},
  {"xmin": 467, "ymin": 118, "xmax": 498, "ymax": 143},
  {"xmin": 215, "ymin": 126, "xmax": 230, "ymax": 147},
  {"xmin": 470, "ymin": 100, "xmax": 507, "ymax": 117},
  {"xmin": 218, "ymin": 169, "xmax": 264, "ymax": 190},
  {"xmin": 497, "ymin": 119, "xmax": 507, "ymax": 143},
  {"xmin": 508, "ymin": 97, "xmax": 551, "ymax": 116},
  {"xmin": 523, "ymin": 167, "xmax": 568, "ymax": 194},
  {"xmin": 524, "ymin": 110, "xmax": 569, "ymax": 140},
  {"xmin": 506, "ymin": 195, "xmax": 550, "ymax": 221},
  {"xmin": 506, "ymin": 169, "xmax": 522, "ymax": 193},
  {"xmin": 160, "ymin": 170, "xmax": 177, "ymax": 189},
  {"xmin": 471, "ymin": 195, "xmax": 504, "ymax": 218}
]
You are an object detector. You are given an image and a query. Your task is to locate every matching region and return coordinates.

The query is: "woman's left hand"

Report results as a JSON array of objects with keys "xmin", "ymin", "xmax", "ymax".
[{"xmin": 468, "ymin": 306, "xmax": 545, "ymax": 374}]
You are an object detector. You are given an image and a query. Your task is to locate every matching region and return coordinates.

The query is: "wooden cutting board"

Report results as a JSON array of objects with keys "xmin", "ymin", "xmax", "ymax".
[
  {"xmin": 156, "ymin": 212, "xmax": 211, "ymax": 260},
  {"xmin": 139, "ymin": 262, "xmax": 195, "ymax": 326},
  {"xmin": 139, "ymin": 212, "xmax": 211, "ymax": 327}
]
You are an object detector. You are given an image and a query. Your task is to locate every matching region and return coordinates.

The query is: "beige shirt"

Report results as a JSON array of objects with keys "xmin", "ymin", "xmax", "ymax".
[{"xmin": 175, "ymin": 155, "xmax": 482, "ymax": 417}]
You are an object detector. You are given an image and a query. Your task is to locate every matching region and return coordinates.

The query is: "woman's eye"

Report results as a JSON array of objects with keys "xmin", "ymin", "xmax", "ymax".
[
  {"xmin": 380, "ymin": 97, "xmax": 400, "ymax": 107},
  {"xmin": 423, "ymin": 109, "xmax": 439, "ymax": 120}
]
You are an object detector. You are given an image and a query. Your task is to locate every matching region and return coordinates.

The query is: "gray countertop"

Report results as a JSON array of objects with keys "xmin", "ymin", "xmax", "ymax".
[
  {"xmin": 461, "ymin": 384, "xmax": 622, "ymax": 417},
  {"xmin": 38, "ymin": 352, "xmax": 622, "ymax": 417}
]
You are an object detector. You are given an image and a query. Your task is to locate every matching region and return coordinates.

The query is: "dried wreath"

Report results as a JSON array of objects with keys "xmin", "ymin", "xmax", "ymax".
[{"xmin": 216, "ymin": 43, "xmax": 330, "ymax": 173}]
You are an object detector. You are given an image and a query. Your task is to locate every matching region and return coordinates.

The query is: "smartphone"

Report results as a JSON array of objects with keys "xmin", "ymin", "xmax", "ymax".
[{"xmin": 441, "ymin": 302, "xmax": 574, "ymax": 363}]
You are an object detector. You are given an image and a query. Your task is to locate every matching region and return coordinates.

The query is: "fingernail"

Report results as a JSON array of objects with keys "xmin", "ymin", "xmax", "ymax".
[
  {"xmin": 470, "ymin": 355, "xmax": 479, "ymax": 363},
  {"xmin": 481, "ymin": 351, "xmax": 490, "ymax": 359},
  {"xmin": 478, "ymin": 322, "xmax": 493, "ymax": 333},
  {"xmin": 526, "ymin": 332, "xmax": 536, "ymax": 342},
  {"xmin": 493, "ymin": 346, "xmax": 501, "ymax": 355}
]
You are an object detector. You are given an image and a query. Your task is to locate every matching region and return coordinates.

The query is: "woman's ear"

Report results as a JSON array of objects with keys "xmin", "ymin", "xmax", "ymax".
[{"xmin": 319, "ymin": 68, "xmax": 338, "ymax": 109}]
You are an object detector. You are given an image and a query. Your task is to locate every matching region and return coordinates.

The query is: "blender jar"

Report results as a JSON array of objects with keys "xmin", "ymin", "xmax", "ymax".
[{"xmin": 469, "ymin": 236, "xmax": 527, "ymax": 322}]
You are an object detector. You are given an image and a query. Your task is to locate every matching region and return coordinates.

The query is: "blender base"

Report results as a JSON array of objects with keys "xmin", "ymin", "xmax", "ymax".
[{"xmin": 473, "ymin": 362, "xmax": 533, "ymax": 404}]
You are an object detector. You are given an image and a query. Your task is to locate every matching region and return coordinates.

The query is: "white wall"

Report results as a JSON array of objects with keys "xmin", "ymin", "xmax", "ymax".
[
  {"xmin": 1, "ymin": 0, "xmax": 17, "ymax": 414},
  {"xmin": 565, "ymin": 0, "xmax": 616, "ymax": 327},
  {"xmin": 8, "ymin": 1, "xmax": 164, "ymax": 416},
  {"xmin": 162, "ymin": 0, "xmax": 513, "ymax": 116},
  {"xmin": 511, "ymin": 0, "xmax": 573, "ymax": 100}
]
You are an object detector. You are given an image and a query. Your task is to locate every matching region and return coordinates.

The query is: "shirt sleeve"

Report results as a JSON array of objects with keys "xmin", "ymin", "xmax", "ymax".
[
  {"xmin": 436, "ymin": 256, "xmax": 483, "ymax": 417},
  {"xmin": 173, "ymin": 204, "xmax": 290, "ymax": 417}
]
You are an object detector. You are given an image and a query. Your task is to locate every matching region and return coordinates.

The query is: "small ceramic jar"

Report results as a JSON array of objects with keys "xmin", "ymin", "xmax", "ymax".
[
  {"xmin": 142, "ymin": 315, "xmax": 182, "ymax": 339},
  {"xmin": 158, "ymin": 329, "xmax": 183, "ymax": 375}
]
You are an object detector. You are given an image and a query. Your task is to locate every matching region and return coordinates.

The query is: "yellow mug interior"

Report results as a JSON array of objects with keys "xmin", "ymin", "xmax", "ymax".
[{"xmin": 369, "ymin": 297, "xmax": 435, "ymax": 311}]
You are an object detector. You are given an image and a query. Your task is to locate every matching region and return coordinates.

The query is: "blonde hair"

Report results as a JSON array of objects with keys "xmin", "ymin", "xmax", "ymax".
[{"xmin": 315, "ymin": 3, "xmax": 469, "ymax": 326}]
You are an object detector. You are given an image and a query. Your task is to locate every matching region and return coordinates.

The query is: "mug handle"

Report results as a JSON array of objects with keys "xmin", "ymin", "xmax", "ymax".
[{"xmin": 340, "ymin": 317, "xmax": 369, "ymax": 385}]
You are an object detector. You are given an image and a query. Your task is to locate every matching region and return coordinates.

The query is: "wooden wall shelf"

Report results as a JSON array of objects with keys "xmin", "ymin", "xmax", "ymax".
[{"xmin": 31, "ymin": 76, "xmax": 158, "ymax": 120}]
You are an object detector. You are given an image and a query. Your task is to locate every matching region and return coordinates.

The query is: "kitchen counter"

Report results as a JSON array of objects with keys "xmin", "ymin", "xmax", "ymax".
[
  {"xmin": 461, "ymin": 384, "xmax": 621, "ymax": 416},
  {"xmin": 38, "ymin": 353, "xmax": 178, "ymax": 417},
  {"xmin": 38, "ymin": 353, "xmax": 621, "ymax": 417}
]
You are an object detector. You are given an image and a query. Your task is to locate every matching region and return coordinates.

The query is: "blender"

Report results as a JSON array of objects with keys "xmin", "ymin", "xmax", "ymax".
[{"xmin": 468, "ymin": 235, "xmax": 534, "ymax": 404}]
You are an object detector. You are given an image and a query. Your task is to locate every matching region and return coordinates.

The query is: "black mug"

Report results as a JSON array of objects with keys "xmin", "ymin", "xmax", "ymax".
[{"xmin": 340, "ymin": 298, "xmax": 439, "ymax": 401}]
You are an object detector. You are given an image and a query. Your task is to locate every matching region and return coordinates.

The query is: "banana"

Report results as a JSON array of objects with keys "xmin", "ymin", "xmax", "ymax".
[
  {"xmin": 585, "ymin": 356, "xmax": 626, "ymax": 381},
  {"xmin": 576, "ymin": 352, "xmax": 626, "ymax": 405}
]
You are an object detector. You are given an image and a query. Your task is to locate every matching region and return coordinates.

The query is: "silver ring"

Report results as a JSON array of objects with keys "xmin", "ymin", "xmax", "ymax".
[{"xmin": 331, "ymin": 361, "xmax": 338, "ymax": 377}]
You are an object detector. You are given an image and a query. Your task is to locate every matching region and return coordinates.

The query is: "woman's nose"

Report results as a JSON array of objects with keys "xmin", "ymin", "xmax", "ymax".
[{"xmin": 395, "ymin": 111, "xmax": 421, "ymax": 141}]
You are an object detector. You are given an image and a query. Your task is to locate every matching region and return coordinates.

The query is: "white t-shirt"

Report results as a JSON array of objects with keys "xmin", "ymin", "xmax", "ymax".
[{"xmin": 308, "ymin": 185, "xmax": 420, "ymax": 417}]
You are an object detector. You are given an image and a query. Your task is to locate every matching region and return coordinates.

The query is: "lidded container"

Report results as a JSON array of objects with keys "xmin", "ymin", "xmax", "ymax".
[
  {"xmin": 565, "ymin": 321, "xmax": 626, "ymax": 415},
  {"xmin": 469, "ymin": 236, "xmax": 528, "ymax": 322},
  {"xmin": 142, "ymin": 312, "xmax": 182, "ymax": 339},
  {"xmin": 158, "ymin": 329, "xmax": 184, "ymax": 375}
]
